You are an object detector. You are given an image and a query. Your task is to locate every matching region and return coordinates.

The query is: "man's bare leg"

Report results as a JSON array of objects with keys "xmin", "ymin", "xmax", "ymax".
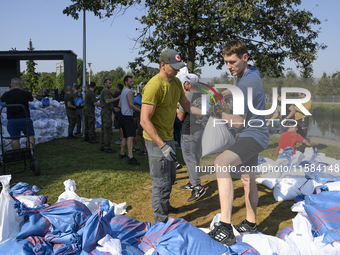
[
  {"xmin": 11, "ymin": 140, "xmax": 20, "ymax": 150},
  {"xmin": 214, "ymin": 150, "xmax": 242, "ymax": 224},
  {"xmin": 240, "ymin": 172, "xmax": 258, "ymax": 223}
]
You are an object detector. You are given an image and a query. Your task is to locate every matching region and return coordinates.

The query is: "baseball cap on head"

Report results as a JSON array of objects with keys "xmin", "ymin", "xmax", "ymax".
[
  {"xmin": 159, "ymin": 49, "xmax": 186, "ymax": 70},
  {"xmin": 183, "ymin": 73, "xmax": 200, "ymax": 86}
]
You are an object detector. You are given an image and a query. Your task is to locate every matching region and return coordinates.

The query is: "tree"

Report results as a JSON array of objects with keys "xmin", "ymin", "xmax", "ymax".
[
  {"xmin": 315, "ymin": 72, "xmax": 333, "ymax": 96},
  {"xmin": 24, "ymin": 39, "xmax": 39, "ymax": 92},
  {"xmin": 132, "ymin": 0, "xmax": 327, "ymax": 77},
  {"xmin": 38, "ymin": 74, "xmax": 55, "ymax": 90},
  {"xmin": 77, "ymin": 58, "xmax": 83, "ymax": 85},
  {"xmin": 56, "ymin": 72, "xmax": 65, "ymax": 91},
  {"xmin": 64, "ymin": 0, "xmax": 326, "ymax": 78}
]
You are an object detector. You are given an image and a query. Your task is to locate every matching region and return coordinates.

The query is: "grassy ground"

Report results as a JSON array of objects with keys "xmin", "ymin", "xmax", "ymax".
[{"xmin": 5, "ymin": 130, "xmax": 340, "ymax": 237}]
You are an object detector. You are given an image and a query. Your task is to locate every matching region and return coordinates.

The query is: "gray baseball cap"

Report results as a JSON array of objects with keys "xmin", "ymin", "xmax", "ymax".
[{"xmin": 159, "ymin": 49, "xmax": 186, "ymax": 70}]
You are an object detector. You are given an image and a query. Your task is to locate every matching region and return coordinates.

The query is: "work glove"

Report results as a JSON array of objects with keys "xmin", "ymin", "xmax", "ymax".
[
  {"xmin": 209, "ymin": 92, "xmax": 223, "ymax": 105},
  {"xmin": 160, "ymin": 143, "xmax": 177, "ymax": 161},
  {"xmin": 209, "ymin": 105, "xmax": 224, "ymax": 118},
  {"xmin": 76, "ymin": 105, "xmax": 82, "ymax": 109}
]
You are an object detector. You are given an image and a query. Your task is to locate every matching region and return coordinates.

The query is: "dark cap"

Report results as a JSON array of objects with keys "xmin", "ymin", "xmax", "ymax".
[{"xmin": 159, "ymin": 49, "xmax": 186, "ymax": 70}]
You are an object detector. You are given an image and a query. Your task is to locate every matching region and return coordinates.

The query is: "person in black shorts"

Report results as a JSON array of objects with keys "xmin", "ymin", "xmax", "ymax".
[
  {"xmin": 207, "ymin": 40, "xmax": 269, "ymax": 245},
  {"xmin": 118, "ymin": 76, "xmax": 141, "ymax": 165},
  {"xmin": 0, "ymin": 78, "xmax": 35, "ymax": 151},
  {"xmin": 113, "ymin": 84, "xmax": 123, "ymax": 144}
]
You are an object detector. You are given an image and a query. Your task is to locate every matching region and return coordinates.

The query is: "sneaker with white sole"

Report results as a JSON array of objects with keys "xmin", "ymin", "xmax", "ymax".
[
  {"xmin": 208, "ymin": 222, "xmax": 236, "ymax": 245},
  {"xmin": 234, "ymin": 219, "xmax": 258, "ymax": 233},
  {"xmin": 187, "ymin": 185, "xmax": 206, "ymax": 202},
  {"xmin": 180, "ymin": 181, "xmax": 194, "ymax": 190}
]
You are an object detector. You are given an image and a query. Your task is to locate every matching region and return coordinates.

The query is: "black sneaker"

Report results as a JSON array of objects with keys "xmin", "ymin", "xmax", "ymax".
[
  {"xmin": 187, "ymin": 185, "xmax": 206, "ymax": 202},
  {"xmin": 88, "ymin": 140, "xmax": 99, "ymax": 144},
  {"xmin": 139, "ymin": 150, "xmax": 148, "ymax": 156},
  {"xmin": 103, "ymin": 149, "xmax": 116, "ymax": 154},
  {"xmin": 234, "ymin": 219, "xmax": 258, "ymax": 233},
  {"xmin": 176, "ymin": 161, "xmax": 182, "ymax": 169},
  {"xmin": 118, "ymin": 154, "xmax": 126, "ymax": 159},
  {"xmin": 126, "ymin": 156, "xmax": 141, "ymax": 165},
  {"xmin": 168, "ymin": 205, "xmax": 181, "ymax": 214},
  {"xmin": 180, "ymin": 182, "xmax": 194, "ymax": 190},
  {"xmin": 208, "ymin": 222, "xmax": 236, "ymax": 245},
  {"xmin": 68, "ymin": 135, "xmax": 77, "ymax": 139},
  {"xmin": 133, "ymin": 147, "xmax": 140, "ymax": 152}
]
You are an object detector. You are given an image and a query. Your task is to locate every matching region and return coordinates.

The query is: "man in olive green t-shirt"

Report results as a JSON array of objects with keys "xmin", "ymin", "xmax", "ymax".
[
  {"xmin": 64, "ymin": 86, "xmax": 77, "ymax": 139},
  {"xmin": 84, "ymin": 82, "xmax": 100, "ymax": 143},
  {"xmin": 140, "ymin": 49, "xmax": 193, "ymax": 224},
  {"xmin": 99, "ymin": 78, "xmax": 120, "ymax": 153}
]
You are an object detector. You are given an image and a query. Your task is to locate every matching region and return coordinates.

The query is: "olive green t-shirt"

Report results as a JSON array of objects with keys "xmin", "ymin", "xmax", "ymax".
[
  {"xmin": 142, "ymin": 74, "xmax": 185, "ymax": 141},
  {"xmin": 100, "ymin": 88, "xmax": 112, "ymax": 110},
  {"xmin": 84, "ymin": 89, "xmax": 97, "ymax": 112},
  {"xmin": 64, "ymin": 93, "xmax": 74, "ymax": 111}
]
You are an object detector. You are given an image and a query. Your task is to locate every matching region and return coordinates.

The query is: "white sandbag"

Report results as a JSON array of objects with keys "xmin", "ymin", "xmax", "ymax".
[
  {"xmin": 273, "ymin": 175, "xmax": 315, "ymax": 201},
  {"xmin": 256, "ymin": 174, "xmax": 277, "ymax": 189},
  {"xmin": 96, "ymin": 234, "xmax": 122, "ymax": 254},
  {"xmin": 33, "ymin": 120, "xmax": 48, "ymax": 129},
  {"xmin": 291, "ymin": 201, "xmax": 306, "ymax": 214},
  {"xmin": 0, "ymin": 175, "xmax": 24, "ymax": 244},
  {"xmin": 201, "ymin": 116, "xmax": 235, "ymax": 157},
  {"xmin": 57, "ymin": 180, "xmax": 127, "ymax": 215},
  {"xmin": 238, "ymin": 233, "xmax": 295, "ymax": 255},
  {"xmin": 324, "ymin": 181, "xmax": 340, "ymax": 191}
]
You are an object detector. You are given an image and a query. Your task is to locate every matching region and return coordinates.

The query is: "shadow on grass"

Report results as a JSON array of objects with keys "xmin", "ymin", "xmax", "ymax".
[{"xmin": 256, "ymin": 184, "xmax": 295, "ymax": 236}]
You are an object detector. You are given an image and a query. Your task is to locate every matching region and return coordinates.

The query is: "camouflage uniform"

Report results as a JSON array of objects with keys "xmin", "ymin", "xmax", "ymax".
[
  {"xmin": 100, "ymin": 88, "xmax": 113, "ymax": 150},
  {"xmin": 64, "ymin": 93, "xmax": 76, "ymax": 136},
  {"xmin": 84, "ymin": 89, "xmax": 97, "ymax": 140}
]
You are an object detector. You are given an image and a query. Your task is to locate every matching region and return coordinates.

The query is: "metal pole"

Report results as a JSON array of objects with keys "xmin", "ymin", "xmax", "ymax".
[
  {"xmin": 82, "ymin": 8, "xmax": 86, "ymax": 135},
  {"xmin": 82, "ymin": 9, "xmax": 86, "ymax": 94}
]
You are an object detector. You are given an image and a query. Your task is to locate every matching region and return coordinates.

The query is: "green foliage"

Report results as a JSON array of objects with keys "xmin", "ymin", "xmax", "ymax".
[
  {"xmin": 24, "ymin": 39, "xmax": 40, "ymax": 93},
  {"xmin": 38, "ymin": 74, "xmax": 55, "ymax": 90},
  {"xmin": 64, "ymin": 0, "xmax": 326, "ymax": 78},
  {"xmin": 77, "ymin": 58, "xmax": 83, "ymax": 86},
  {"xmin": 315, "ymin": 72, "xmax": 340, "ymax": 96},
  {"xmin": 210, "ymin": 72, "xmax": 233, "ymax": 85},
  {"xmin": 56, "ymin": 72, "xmax": 65, "ymax": 90},
  {"xmin": 132, "ymin": 0, "xmax": 326, "ymax": 77},
  {"xmin": 62, "ymin": 0, "xmax": 136, "ymax": 20}
]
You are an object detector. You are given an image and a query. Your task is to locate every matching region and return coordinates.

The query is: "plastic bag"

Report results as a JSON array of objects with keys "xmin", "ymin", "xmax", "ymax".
[
  {"xmin": 74, "ymin": 92, "xmax": 84, "ymax": 107},
  {"xmin": 0, "ymin": 175, "xmax": 24, "ymax": 244},
  {"xmin": 41, "ymin": 97, "xmax": 50, "ymax": 108},
  {"xmin": 201, "ymin": 116, "xmax": 235, "ymax": 157}
]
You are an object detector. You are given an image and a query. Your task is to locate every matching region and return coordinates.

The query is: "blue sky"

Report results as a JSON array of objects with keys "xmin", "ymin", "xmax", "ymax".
[{"xmin": 0, "ymin": 0, "xmax": 339, "ymax": 79}]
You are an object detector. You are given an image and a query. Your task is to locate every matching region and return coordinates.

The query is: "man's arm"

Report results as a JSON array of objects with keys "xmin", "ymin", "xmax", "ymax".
[
  {"xmin": 282, "ymin": 105, "xmax": 296, "ymax": 124},
  {"xmin": 140, "ymin": 103, "xmax": 164, "ymax": 147},
  {"xmin": 177, "ymin": 108, "xmax": 185, "ymax": 121},
  {"xmin": 266, "ymin": 109, "xmax": 279, "ymax": 126},
  {"xmin": 301, "ymin": 139, "xmax": 312, "ymax": 147},
  {"xmin": 67, "ymin": 101, "xmax": 76, "ymax": 109},
  {"xmin": 178, "ymin": 96, "xmax": 202, "ymax": 115},
  {"xmin": 127, "ymin": 91, "xmax": 141, "ymax": 112},
  {"xmin": 105, "ymin": 95, "xmax": 120, "ymax": 104}
]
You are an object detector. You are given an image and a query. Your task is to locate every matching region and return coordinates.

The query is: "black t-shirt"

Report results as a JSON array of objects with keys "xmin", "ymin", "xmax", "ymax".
[
  {"xmin": 1, "ymin": 89, "xmax": 33, "ymax": 119},
  {"xmin": 112, "ymin": 91, "xmax": 121, "ymax": 108}
]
